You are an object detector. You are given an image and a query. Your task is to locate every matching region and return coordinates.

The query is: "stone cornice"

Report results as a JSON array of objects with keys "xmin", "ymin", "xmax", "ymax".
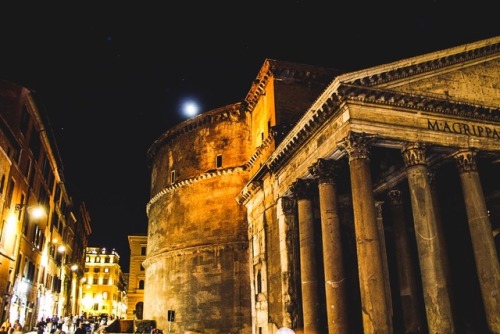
[
  {"xmin": 147, "ymin": 103, "xmax": 244, "ymax": 164},
  {"xmin": 348, "ymin": 40, "xmax": 499, "ymax": 87},
  {"xmin": 244, "ymin": 132, "xmax": 275, "ymax": 170},
  {"xmin": 236, "ymin": 180, "xmax": 263, "ymax": 205},
  {"xmin": 339, "ymin": 84, "xmax": 500, "ymax": 121},
  {"xmin": 334, "ymin": 37, "xmax": 500, "ymax": 87},
  {"xmin": 243, "ymin": 59, "xmax": 342, "ymax": 113},
  {"xmin": 146, "ymin": 165, "xmax": 246, "ymax": 214}
]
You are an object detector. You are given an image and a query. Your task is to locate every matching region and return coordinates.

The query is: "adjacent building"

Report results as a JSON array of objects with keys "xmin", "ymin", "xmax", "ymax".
[
  {"xmin": 0, "ymin": 80, "xmax": 91, "ymax": 330},
  {"xmin": 145, "ymin": 36, "xmax": 500, "ymax": 333},
  {"xmin": 81, "ymin": 247, "xmax": 127, "ymax": 319},
  {"xmin": 126, "ymin": 235, "xmax": 146, "ymax": 320}
]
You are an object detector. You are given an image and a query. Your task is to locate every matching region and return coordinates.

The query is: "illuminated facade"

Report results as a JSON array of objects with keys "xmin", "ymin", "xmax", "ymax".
[
  {"xmin": 126, "ymin": 235, "xmax": 146, "ymax": 320},
  {"xmin": 146, "ymin": 37, "xmax": 500, "ymax": 333},
  {"xmin": 0, "ymin": 81, "xmax": 91, "ymax": 330},
  {"xmin": 81, "ymin": 247, "xmax": 127, "ymax": 319}
]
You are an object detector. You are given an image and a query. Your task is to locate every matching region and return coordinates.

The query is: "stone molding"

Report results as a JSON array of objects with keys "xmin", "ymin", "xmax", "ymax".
[{"xmin": 146, "ymin": 165, "xmax": 246, "ymax": 214}]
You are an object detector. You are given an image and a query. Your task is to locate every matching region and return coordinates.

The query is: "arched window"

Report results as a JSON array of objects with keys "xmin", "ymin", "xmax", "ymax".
[{"xmin": 135, "ymin": 302, "xmax": 144, "ymax": 320}]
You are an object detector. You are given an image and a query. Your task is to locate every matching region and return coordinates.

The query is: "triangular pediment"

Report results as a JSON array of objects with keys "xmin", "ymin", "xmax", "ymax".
[
  {"xmin": 335, "ymin": 36, "xmax": 500, "ymax": 109},
  {"xmin": 385, "ymin": 57, "xmax": 500, "ymax": 108}
]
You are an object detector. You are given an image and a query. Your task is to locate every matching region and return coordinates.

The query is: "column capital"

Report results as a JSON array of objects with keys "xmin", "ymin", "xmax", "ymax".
[
  {"xmin": 402, "ymin": 142, "xmax": 427, "ymax": 167},
  {"xmin": 453, "ymin": 149, "xmax": 477, "ymax": 173},
  {"xmin": 290, "ymin": 179, "xmax": 316, "ymax": 200},
  {"xmin": 337, "ymin": 132, "xmax": 373, "ymax": 161},
  {"xmin": 387, "ymin": 189, "xmax": 403, "ymax": 206},
  {"xmin": 308, "ymin": 158, "xmax": 337, "ymax": 184}
]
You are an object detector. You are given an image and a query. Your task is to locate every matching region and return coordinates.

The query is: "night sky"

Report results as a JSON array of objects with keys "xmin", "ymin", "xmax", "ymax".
[{"xmin": 1, "ymin": 2, "xmax": 498, "ymax": 271}]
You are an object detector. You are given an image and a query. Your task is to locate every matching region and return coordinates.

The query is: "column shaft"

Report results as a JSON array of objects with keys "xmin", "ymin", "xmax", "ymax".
[
  {"xmin": 277, "ymin": 196, "xmax": 298, "ymax": 329},
  {"xmin": 339, "ymin": 134, "xmax": 391, "ymax": 333},
  {"xmin": 402, "ymin": 143, "xmax": 454, "ymax": 333},
  {"xmin": 292, "ymin": 179, "xmax": 322, "ymax": 333},
  {"xmin": 454, "ymin": 150, "xmax": 500, "ymax": 333},
  {"xmin": 310, "ymin": 159, "xmax": 349, "ymax": 334},
  {"xmin": 388, "ymin": 189, "xmax": 424, "ymax": 333}
]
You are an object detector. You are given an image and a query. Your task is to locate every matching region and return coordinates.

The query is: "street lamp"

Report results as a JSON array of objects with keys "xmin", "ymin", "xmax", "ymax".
[
  {"xmin": 58, "ymin": 245, "xmax": 67, "ymax": 317},
  {"xmin": 69, "ymin": 264, "xmax": 79, "ymax": 317}
]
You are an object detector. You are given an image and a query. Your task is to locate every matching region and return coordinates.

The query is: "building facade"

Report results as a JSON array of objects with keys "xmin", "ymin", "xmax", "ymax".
[
  {"xmin": 0, "ymin": 80, "xmax": 91, "ymax": 330},
  {"xmin": 126, "ymin": 235, "xmax": 146, "ymax": 320},
  {"xmin": 81, "ymin": 247, "xmax": 127, "ymax": 320},
  {"xmin": 145, "ymin": 36, "xmax": 500, "ymax": 333}
]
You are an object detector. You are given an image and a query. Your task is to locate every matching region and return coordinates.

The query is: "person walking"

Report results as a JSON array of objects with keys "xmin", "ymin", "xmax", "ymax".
[
  {"xmin": 74, "ymin": 323, "xmax": 85, "ymax": 334},
  {"xmin": 11, "ymin": 320, "xmax": 22, "ymax": 334},
  {"xmin": 1, "ymin": 320, "xmax": 11, "ymax": 333}
]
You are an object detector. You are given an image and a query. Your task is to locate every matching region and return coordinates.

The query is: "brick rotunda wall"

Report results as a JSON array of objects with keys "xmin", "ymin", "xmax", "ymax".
[{"xmin": 144, "ymin": 104, "xmax": 252, "ymax": 333}]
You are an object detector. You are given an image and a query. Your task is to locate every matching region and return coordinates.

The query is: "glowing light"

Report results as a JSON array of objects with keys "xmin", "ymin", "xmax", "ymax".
[
  {"xmin": 180, "ymin": 98, "xmax": 200, "ymax": 117},
  {"xmin": 28, "ymin": 205, "xmax": 45, "ymax": 219}
]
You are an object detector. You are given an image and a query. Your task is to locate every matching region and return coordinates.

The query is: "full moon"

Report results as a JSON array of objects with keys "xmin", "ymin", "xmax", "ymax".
[{"xmin": 181, "ymin": 99, "xmax": 200, "ymax": 117}]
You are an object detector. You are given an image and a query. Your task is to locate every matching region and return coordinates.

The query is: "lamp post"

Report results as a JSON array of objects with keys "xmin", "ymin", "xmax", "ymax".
[
  {"xmin": 70, "ymin": 264, "xmax": 78, "ymax": 317},
  {"xmin": 58, "ymin": 245, "xmax": 66, "ymax": 318}
]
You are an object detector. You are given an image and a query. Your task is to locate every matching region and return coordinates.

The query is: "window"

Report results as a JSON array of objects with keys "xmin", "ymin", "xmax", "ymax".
[
  {"xmin": 171, "ymin": 170, "xmax": 175, "ymax": 184},
  {"xmin": 138, "ymin": 280, "xmax": 144, "ymax": 290},
  {"xmin": 216, "ymin": 155, "xmax": 222, "ymax": 168},
  {"xmin": 6, "ymin": 179, "xmax": 14, "ymax": 210},
  {"xmin": 256, "ymin": 270, "xmax": 262, "ymax": 293},
  {"xmin": 140, "ymin": 264, "xmax": 145, "ymax": 271},
  {"xmin": 0, "ymin": 175, "xmax": 5, "ymax": 194},
  {"xmin": 140, "ymin": 246, "xmax": 146, "ymax": 256},
  {"xmin": 104, "ymin": 268, "xmax": 109, "ymax": 273},
  {"xmin": 94, "ymin": 268, "xmax": 100, "ymax": 273}
]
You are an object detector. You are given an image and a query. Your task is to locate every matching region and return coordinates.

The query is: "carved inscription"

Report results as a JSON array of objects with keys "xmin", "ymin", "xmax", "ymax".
[{"xmin": 427, "ymin": 119, "xmax": 500, "ymax": 139}]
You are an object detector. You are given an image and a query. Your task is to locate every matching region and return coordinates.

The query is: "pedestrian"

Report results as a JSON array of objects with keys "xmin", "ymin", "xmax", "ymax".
[
  {"xmin": 74, "ymin": 323, "xmax": 85, "ymax": 334},
  {"xmin": 0, "ymin": 321, "xmax": 10, "ymax": 333},
  {"xmin": 11, "ymin": 320, "xmax": 22, "ymax": 334},
  {"xmin": 53, "ymin": 324, "xmax": 65, "ymax": 334}
]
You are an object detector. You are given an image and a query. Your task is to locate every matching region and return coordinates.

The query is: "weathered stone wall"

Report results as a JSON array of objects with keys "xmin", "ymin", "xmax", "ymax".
[{"xmin": 145, "ymin": 105, "xmax": 252, "ymax": 333}]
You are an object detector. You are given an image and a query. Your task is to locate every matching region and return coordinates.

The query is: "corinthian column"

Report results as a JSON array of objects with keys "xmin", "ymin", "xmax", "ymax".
[
  {"xmin": 277, "ymin": 196, "xmax": 298, "ymax": 329},
  {"xmin": 387, "ymin": 189, "xmax": 424, "ymax": 333},
  {"xmin": 338, "ymin": 133, "xmax": 391, "ymax": 333},
  {"xmin": 402, "ymin": 143, "xmax": 454, "ymax": 333},
  {"xmin": 309, "ymin": 158, "xmax": 349, "ymax": 334},
  {"xmin": 291, "ymin": 179, "xmax": 322, "ymax": 333},
  {"xmin": 453, "ymin": 149, "xmax": 500, "ymax": 333}
]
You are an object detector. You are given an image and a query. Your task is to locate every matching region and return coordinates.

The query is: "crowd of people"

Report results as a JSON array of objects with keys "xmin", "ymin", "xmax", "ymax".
[
  {"xmin": 0, "ymin": 314, "xmax": 114, "ymax": 334},
  {"xmin": 0, "ymin": 319, "xmax": 23, "ymax": 334},
  {"xmin": 34, "ymin": 315, "xmax": 83, "ymax": 334}
]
